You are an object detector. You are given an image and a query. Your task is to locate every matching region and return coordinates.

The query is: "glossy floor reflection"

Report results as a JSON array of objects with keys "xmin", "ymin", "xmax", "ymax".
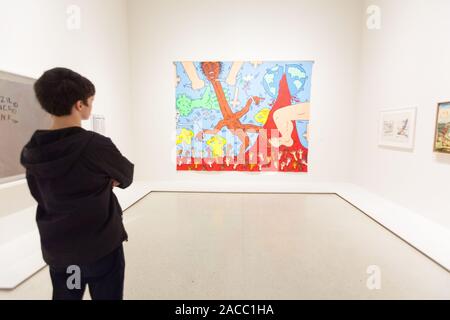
[{"xmin": 1, "ymin": 192, "xmax": 449, "ymax": 300}]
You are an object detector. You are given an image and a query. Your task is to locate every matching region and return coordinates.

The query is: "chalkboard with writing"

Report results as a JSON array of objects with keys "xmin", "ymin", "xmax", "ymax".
[{"xmin": 0, "ymin": 71, "xmax": 52, "ymax": 184}]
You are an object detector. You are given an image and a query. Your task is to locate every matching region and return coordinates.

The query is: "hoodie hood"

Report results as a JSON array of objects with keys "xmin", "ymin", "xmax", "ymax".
[{"xmin": 20, "ymin": 127, "xmax": 94, "ymax": 179}]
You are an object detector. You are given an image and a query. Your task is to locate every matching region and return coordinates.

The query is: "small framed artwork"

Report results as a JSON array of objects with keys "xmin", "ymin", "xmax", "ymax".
[
  {"xmin": 433, "ymin": 102, "xmax": 450, "ymax": 153},
  {"xmin": 378, "ymin": 107, "xmax": 417, "ymax": 150}
]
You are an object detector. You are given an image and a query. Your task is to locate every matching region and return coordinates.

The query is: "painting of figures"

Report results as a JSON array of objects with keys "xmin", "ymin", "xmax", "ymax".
[
  {"xmin": 434, "ymin": 102, "xmax": 450, "ymax": 153},
  {"xmin": 175, "ymin": 61, "xmax": 314, "ymax": 172}
]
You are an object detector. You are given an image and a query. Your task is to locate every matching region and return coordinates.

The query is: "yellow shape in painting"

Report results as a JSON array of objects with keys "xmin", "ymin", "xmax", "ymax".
[
  {"xmin": 207, "ymin": 135, "xmax": 227, "ymax": 157},
  {"xmin": 176, "ymin": 128, "xmax": 194, "ymax": 145},
  {"xmin": 255, "ymin": 108, "xmax": 270, "ymax": 125}
]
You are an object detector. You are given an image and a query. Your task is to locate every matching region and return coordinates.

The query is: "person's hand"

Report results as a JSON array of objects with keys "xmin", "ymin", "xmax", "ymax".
[{"xmin": 111, "ymin": 179, "xmax": 121, "ymax": 188}]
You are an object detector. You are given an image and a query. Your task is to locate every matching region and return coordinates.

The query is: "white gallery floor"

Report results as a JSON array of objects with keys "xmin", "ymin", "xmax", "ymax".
[{"xmin": 0, "ymin": 192, "xmax": 449, "ymax": 300}]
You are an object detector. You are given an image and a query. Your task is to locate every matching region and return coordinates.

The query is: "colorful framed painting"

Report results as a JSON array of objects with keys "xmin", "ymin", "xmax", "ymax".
[
  {"xmin": 175, "ymin": 61, "xmax": 314, "ymax": 172},
  {"xmin": 433, "ymin": 102, "xmax": 450, "ymax": 153},
  {"xmin": 378, "ymin": 107, "xmax": 417, "ymax": 150}
]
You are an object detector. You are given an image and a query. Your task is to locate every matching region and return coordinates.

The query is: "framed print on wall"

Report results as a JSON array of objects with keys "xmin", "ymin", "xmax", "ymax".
[
  {"xmin": 433, "ymin": 102, "xmax": 450, "ymax": 154},
  {"xmin": 378, "ymin": 107, "xmax": 417, "ymax": 150}
]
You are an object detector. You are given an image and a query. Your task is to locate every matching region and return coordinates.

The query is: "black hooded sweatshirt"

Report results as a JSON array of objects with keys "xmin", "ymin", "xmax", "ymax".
[{"xmin": 20, "ymin": 126, "xmax": 134, "ymax": 267}]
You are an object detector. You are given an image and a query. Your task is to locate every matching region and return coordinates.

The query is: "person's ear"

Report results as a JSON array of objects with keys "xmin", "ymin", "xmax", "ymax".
[{"xmin": 73, "ymin": 100, "xmax": 83, "ymax": 113}]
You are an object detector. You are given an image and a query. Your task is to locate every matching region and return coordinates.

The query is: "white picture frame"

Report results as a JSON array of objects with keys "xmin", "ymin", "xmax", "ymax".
[{"xmin": 378, "ymin": 107, "xmax": 417, "ymax": 150}]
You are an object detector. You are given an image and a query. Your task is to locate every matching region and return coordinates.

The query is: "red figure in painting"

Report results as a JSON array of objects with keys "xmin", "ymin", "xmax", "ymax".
[
  {"xmin": 197, "ymin": 62, "xmax": 264, "ymax": 158},
  {"xmin": 246, "ymin": 74, "xmax": 308, "ymax": 172}
]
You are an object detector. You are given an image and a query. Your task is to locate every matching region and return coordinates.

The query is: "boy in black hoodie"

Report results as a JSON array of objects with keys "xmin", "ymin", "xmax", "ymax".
[{"xmin": 20, "ymin": 68, "xmax": 134, "ymax": 300}]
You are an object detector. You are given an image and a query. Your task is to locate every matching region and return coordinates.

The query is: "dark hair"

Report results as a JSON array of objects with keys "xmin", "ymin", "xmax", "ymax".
[{"xmin": 34, "ymin": 67, "xmax": 96, "ymax": 116}]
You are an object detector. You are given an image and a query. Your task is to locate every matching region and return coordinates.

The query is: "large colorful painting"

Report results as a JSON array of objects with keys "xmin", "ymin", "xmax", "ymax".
[
  {"xmin": 434, "ymin": 102, "xmax": 450, "ymax": 153},
  {"xmin": 175, "ymin": 61, "xmax": 314, "ymax": 172}
]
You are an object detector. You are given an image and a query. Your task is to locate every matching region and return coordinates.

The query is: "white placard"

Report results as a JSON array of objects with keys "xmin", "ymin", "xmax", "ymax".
[{"xmin": 92, "ymin": 114, "xmax": 105, "ymax": 135}]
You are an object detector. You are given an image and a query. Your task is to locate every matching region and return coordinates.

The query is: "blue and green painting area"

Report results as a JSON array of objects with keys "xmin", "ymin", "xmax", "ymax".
[{"xmin": 175, "ymin": 61, "xmax": 313, "ymax": 165}]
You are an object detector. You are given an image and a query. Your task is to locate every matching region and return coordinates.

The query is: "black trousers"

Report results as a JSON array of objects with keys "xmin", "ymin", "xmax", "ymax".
[{"xmin": 49, "ymin": 245, "xmax": 125, "ymax": 300}]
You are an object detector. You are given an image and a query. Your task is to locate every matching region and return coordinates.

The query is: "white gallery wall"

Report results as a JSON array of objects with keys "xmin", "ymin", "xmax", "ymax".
[
  {"xmin": 0, "ymin": 0, "xmax": 449, "ymax": 273},
  {"xmin": 127, "ymin": 0, "xmax": 364, "ymax": 187},
  {"xmin": 354, "ymin": 0, "xmax": 450, "ymax": 229},
  {"xmin": 0, "ymin": 0, "xmax": 134, "ymax": 219}
]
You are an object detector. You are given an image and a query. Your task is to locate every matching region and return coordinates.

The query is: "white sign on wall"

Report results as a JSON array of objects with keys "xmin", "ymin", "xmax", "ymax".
[{"xmin": 92, "ymin": 114, "xmax": 106, "ymax": 135}]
